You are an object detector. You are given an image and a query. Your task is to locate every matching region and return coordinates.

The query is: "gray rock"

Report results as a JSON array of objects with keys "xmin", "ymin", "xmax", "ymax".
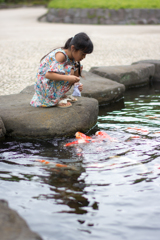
[
  {"xmin": 74, "ymin": 9, "xmax": 81, "ymax": 18},
  {"xmin": 132, "ymin": 9, "xmax": 141, "ymax": 19},
  {"xmin": 110, "ymin": 9, "xmax": 119, "ymax": 23},
  {"xmin": 147, "ymin": 18, "xmax": 159, "ymax": 24},
  {"xmin": 96, "ymin": 8, "xmax": 104, "ymax": 17},
  {"xmin": 0, "ymin": 90, "xmax": 98, "ymax": 139},
  {"xmin": 137, "ymin": 18, "xmax": 147, "ymax": 24},
  {"xmin": 68, "ymin": 71, "xmax": 125, "ymax": 105},
  {"xmin": 64, "ymin": 15, "xmax": 72, "ymax": 23},
  {"xmin": 140, "ymin": 9, "xmax": 149, "ymax": 20},
  {"xmin": 46, "ymin": 13, "xmax": 55, "ymax": 22},
  {"xmin": 104, "ymin": 9, "xmax": 109, "ymax": 20},
  {"xmin": 0, "ymin": 117, "xmax": 6, "ymax": 139},
  {"xmin": 132, "ymin": 60, "xmax": 160, "ymax": 81},
  {"xmin": 0, "ymin": 199, "xmax": 43, "ymax": 240},
  {"xmin": 90, "ymin": 63, "xmax": 155, "ymax": 88},
  {"xmin": 81, "ymin": 8, "xmax": 88, "ymax": 18},
  {"xmin": 117, "ymin": 9, "xmax": 125, "ymax": 21},
  {"xmin": 124, "ymin": 9, "xmax": 133, "ymax": 20},
  {"xmin": 73, "ymin": 17, "xmax": 81, "ymax": 24}
]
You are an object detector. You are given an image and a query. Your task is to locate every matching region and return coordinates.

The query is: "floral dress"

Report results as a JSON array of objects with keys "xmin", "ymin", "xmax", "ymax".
[{"xmin": 30, "ymin": 48, "xmax": 76, "ymax": 107}]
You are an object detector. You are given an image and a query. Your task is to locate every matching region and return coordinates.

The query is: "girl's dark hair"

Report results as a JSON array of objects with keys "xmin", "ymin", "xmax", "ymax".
[
  {"xmin": 41, "ymin": 32, "xmax": 93, "ymax": 76},
  {"xmin": 63, "ymin": 32, "xmax": 93, "ymax": 54},
  {"xmin": 63, "ymin": 32, "xmax": 93, "ymax": 76}
]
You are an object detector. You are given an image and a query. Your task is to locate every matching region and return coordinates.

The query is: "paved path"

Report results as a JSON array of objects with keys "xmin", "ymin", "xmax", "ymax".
[{"xmin": 0, "ymin": 7, "xmax": 160, "ymax": 95}]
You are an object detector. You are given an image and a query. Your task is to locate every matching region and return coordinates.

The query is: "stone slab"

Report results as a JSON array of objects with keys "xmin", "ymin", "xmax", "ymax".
[
  {"xmin": 90, "ymin": 63, "xmax": 155, "ymax": 88},
  {"xmin": 67, "ymin": 71, "xmax": 125, "ymax": 105},
  {"xmin": 0, "ymin": 199, "xmax": 43, "ymax": 240},
  {"xmin": 132, "ymin": 60, "xmax": 160, "ymax": 81},
  {"xmin": 0, "ymin": 117, "xmax": 6, "ymax": 140},
  {"xmin": 0, "ymin": 93, "xmax": 98, "ymax": 139}
]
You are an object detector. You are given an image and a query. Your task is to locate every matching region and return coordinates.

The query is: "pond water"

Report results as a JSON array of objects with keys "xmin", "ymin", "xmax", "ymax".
[{"xmin": 1, "ymin": 81, "xmax": 160, "ymax": 240}]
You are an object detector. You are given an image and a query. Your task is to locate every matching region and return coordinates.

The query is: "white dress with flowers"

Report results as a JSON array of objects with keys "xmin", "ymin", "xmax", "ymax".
[{"xmin": 30, "ymin": 48, "xmax": 76, "ymax": 107}]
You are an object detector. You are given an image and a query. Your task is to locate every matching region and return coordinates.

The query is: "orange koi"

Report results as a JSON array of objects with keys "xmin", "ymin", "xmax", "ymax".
[
  {"xmin": 64, "ymin": 131, "xmax": 114, "ymax": 147},
  {"xmin": 126, "ymin": 127, "xmax": 149, "ymax": 134},
  {"xmin": 36, "ymin": 159, "xmax": 68, "ymax": 168},
  {"xmin": 64, "ymin": 139, "xmax": 91, "ymax": 147},
  {"xmin": 95, "ymin": 131, "xmax": 113, "ymax": 140},
  {"xmin": 145, "ymin": 115, "xmax": 160, "ymax": 120},
  {"xmin": 130, "ymin": 135, "xmax": 141, "ymax": 139},
  {"xmin": 75, "ymin": 132, "xmax": 92, "ymax": 140}
]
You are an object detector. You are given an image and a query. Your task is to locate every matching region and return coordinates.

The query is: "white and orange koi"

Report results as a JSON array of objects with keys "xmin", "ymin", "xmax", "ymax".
[
  {"xmin": 35, "ymin": 159, "xmax": 69, "ymax": 168},
  {"xmin": 126, "ymin": 127, "xmax": 149, "ymax": 135},
  {"xmin": 64, "ymin": 131, "xmax": 114, "ymax": 147}
]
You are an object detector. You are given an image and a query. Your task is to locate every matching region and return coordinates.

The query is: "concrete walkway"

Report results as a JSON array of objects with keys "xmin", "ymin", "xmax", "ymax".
[{"xmin": 0, "ymin": 7, "xmax": 160, "ymax": 96}]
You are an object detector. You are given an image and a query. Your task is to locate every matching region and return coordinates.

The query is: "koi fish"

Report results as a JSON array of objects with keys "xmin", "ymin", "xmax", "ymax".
[
  {"xmin": 35, "ymin": 160, "xmax": 78, "ymax": 173},
  {"xmin": 36, "ymin": 159, "xmax": 69, "ymax": 168},
  {"xmin": 95, "ymin": 131, "xmax": 114, "ymax": 141},
  {"xmin": 126, "ymin": 135, "xmax": 142, "ymax": 141},
  {"xmin": 126, "ymin": 127, "xmax": 149, "ymax": 135},
  {"xmin": 75, "ymin": 132, "xmax": 92, "ymax": 140},
  {"xmin": 64, "ymin": 132, "xmax": 94, "ymax": 147},
  {"xmin": 130, "ymin": 135, "xmax": 141, "ymax": 139},
  {"xmin": 64, "ymin": 139, "xmax": 91, "ymax": 147},
  {"xmin": 64, "ymin": 131, "xmax": 114, "ymax": 147},
  {"xmin": 145, "ymin": 115, "xmax": 160, "ymax": 120}
]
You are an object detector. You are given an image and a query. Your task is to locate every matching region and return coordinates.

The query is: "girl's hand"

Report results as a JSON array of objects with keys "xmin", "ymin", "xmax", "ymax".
[
  {"xmin": 68, "ymin": 75, "xmax": 80, "ymax": 85},
  {"xmin": 78, "ymin": 84, "xmax": 83, "ymax": 92}
]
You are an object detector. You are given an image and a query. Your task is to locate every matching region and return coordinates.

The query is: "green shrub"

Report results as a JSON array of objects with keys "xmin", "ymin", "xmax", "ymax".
[{"xmin": 48, "ymin": 0, "xmax": 160, "ymax": 9}]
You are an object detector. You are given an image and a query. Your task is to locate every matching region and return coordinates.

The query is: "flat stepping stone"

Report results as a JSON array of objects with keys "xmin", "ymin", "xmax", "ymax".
[
  {"xmin": 132, "ymin": 60, "xmax": 160, "ymax": 81},
  {"xmin": 0, "ymin": 117, "xmax": 6, "ymax": 140},
  {"xmin": 0, "ymin": 92, "xmax": 98, "ymax": 139},
  {"xmin": 90, "ymin": 63, "xmax": 155, "ymax": 88},
  {"xmin": 0, "ymin": 200, "xmax": 43, "ymax": 240},
  {"xmin": 68, "ymin": 71, "xmax": 125, "ymax": 105}
]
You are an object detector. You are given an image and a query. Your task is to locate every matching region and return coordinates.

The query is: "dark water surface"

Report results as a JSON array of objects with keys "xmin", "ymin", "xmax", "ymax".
[{"xmin": 1, "ymin": 82, "xmax": 160, "ymax": 240}]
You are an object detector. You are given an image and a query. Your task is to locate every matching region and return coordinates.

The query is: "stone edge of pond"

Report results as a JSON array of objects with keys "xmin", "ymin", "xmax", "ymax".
[
  {"xmin": 0, "ymin": 199, "xmax": 43, "ymax": 240},
  {"xmin": 89, "ymin": 62, "xmax": 159, "ymax": 88},
  {"xmin": 43, "ymin": 8, "xmax": 160, "ymax": 25},
  {"xmin": 0, "ymin": 93, "xmax": 99, "ymax": 139},
  {"xmin": 0, "ymin": 117, "xmax": 6, "ymax": 140},
  {"xmin": 132, "ymin": 59, "xmax": 160, "ymax": 81}
]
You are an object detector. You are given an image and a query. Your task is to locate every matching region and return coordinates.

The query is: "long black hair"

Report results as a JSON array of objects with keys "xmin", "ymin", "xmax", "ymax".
[
  {"xmin": 41, "ymin": 32, "xmax": 93, "ymax": 76},
  {"xmin": 63, "ymin": 32, "xmax": 93, "ymax": 76}
]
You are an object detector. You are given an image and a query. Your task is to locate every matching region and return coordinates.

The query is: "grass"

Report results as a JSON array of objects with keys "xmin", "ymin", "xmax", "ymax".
[{"xmin": 48, "ymin": 0, "xmax": 160, "ymax": 9}]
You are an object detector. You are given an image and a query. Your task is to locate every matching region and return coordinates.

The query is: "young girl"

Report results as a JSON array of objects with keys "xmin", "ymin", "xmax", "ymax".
[{"xmin": 30, "ymin": 32, "xmax": 93, "ymax": 108}]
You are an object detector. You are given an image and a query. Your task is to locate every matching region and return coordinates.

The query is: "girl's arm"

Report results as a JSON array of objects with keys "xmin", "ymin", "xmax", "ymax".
[
  {"xmin": 45, "ymin": 72, "xmax": 80, "ymax": 85},
  {"xmin": 45, "ymin": 52, "xmax": 80, "ymax": 85}
]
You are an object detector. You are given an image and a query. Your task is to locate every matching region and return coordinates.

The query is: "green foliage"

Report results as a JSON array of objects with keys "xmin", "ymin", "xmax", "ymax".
[{"xmin": 48, "ymin": 0, "xmax": 160, "ymax": 9}]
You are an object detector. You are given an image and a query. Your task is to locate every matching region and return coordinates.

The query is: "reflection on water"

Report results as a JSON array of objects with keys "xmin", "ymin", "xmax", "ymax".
[{"xmin": 0, "ymin": 81, "xmax": 160, "ymax": 240}]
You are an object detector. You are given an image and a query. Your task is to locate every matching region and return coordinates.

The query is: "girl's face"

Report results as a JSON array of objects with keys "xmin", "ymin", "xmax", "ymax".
[{"xmin": 71, "ymin": 46, "xmax": 86, "ymax": 61}]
